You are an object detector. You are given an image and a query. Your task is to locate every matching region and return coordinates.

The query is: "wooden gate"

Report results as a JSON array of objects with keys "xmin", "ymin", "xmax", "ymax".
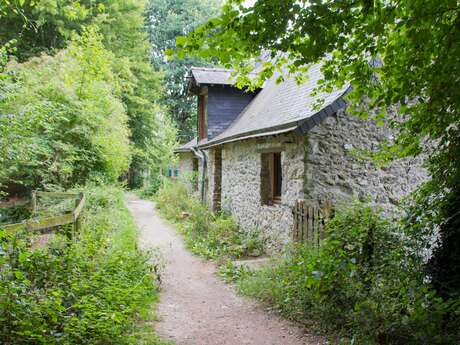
[{"xmin": 292, "ymin": 200, "xmax": 333, "ymax": 247}]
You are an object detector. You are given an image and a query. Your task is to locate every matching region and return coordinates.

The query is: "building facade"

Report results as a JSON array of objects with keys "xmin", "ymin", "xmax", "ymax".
[{"xmin": 175, "ymin": 66, "xmax": 427, "ymax": 250}]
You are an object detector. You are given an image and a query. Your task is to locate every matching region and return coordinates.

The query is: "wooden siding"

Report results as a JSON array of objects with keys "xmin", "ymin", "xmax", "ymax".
[{"xmin": 207, "ymin": 86, "xmax": 257, "ymax": 139}]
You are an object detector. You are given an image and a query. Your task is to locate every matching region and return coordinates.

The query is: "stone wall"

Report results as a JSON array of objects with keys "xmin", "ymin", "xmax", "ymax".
[
  {"xmin": 201, "ymin": 110, "xmax": 427, "ymax": 251},
  {"xmin": 304, "ymin": 110, "xmax": 427, "ymax": 211},
  {"xmin": 216, "ymin": 133, "xmax": 305, "ymax": 251},
  {"xmin": 178, "ymin": 152, "xmax": 194, "ymax": 175},
  {"xmin": 177, "ymin": 152, "xmax": 198, "ymax": 194}
]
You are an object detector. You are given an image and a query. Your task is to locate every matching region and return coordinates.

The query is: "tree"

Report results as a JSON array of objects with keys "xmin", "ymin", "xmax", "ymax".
[
  {"xmin": 94, "ymin": 0, "xmax": 178, "ymax": 187},
  {"xmin": 0, "ymin": 0, "xmax": 177, "ymax": 189},
  {"xmin": 145, "ymin": 0, "xmax": 222, "ymax": 141},
  {"xmin": 0, "ymin": 27, "xmax": 130, "ymax": 193},
  {"xmin": 173, "ymin": 0, "xmax": 460, "ymax": 297},
  {"xmin": 0, "ymin": 0, "xmax": 100, "ymax": 60}
]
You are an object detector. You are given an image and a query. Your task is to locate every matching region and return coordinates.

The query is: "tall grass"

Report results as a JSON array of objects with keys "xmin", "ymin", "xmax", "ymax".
[
  {"xmin": 0, "ymin": 185, "xmax": 169, "ymax": 345},
  {"xmin": 234, "ymin": 203, "xmax": 460, "ymax": 345},
  {"xmin": 155, "ymin": 180, "xmax": 263, "ymax": 260}
]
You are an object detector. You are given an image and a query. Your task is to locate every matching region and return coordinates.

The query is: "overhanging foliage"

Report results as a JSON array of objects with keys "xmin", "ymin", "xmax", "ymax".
[{"xmin": 173, "ymin": 0, "xmax": 460, "ymax": 297}]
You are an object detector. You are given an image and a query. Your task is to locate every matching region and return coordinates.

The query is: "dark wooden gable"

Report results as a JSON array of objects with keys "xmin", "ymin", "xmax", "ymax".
[
  {"xmin": 189, "ymin": 68, "xmax": 259, "ymax": 141},
  {"xmin": 206, "ymin": 85, "xmax": 257, "ymax": 139}
]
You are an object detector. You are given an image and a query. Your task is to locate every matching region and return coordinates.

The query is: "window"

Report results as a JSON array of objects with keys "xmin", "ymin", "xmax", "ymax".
[
  {"xmin": 260, "ymin": 152, "xmax": 283, "ymax": 205},
  {"xmin": 198, "ymin": 94, "xmax": 208, "ymax": 140}
]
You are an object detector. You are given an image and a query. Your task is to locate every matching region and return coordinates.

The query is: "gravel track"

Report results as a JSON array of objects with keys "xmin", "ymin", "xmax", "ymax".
[{"xmin": 126, "ymin": 195, "xmax": 325, "ymax": 345}]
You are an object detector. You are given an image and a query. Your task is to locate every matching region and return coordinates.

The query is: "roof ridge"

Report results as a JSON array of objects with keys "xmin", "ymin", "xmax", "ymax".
[
  {"xmin": 190, "ymin": 66, "xmax": 233, "ymax": 72},
  {"xmin": 190, "ymin": 66, "xmax": 259, "ymax": 74}
]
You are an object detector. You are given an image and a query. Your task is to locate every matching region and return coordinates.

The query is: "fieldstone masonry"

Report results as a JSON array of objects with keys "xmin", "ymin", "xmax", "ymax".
[
  {"xmin": 178, "ymin": 111, "xmax": 427, "ymax": 251},
  {"xmin": 304, "ymin": 110, "xmax": 427, "ymax": 210},
  {"xmin": 178, "ymin": 152, "xmax": 194, "ymax": 175},
  {"xmin": 215, "ymin": 133, "xmax": 305, "ymax": 251},
  {"xmin": 177, "ymin": 152, "xmax": 197, "ymax": 195}
]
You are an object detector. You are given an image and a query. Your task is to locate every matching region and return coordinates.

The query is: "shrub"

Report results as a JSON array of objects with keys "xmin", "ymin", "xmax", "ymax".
[
  {"xmin": 156, "ymin": 180, "xmax": 264, "ymax": 260},
  {"xmin": 0, "ymin": 27, "xmax": 131, "ymax": 194},
  {"xmin": 237, "ymin": 202, "xmax": 460, "ymax": 345},
  {"xmin": 0, "ymin": 203, "xmax": 31, "ymax": 224},
  {"xmin": 0, "ymin": 186, "xmax": 168, "ymax": 345},
  {"xmin": 139, "ymin": 174, "xmax": 164, "ymax": 198},
  {"xmin": 155, "ymin": 179, "xmax": 190, "ymax": 220}
]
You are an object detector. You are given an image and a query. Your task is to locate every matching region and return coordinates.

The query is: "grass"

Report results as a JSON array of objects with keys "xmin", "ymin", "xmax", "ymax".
[
  {"xmin": 155, "ymin": 180, "xmax": 264, "ymax": 262},
  {"xmin": 0, "ymin": 185, "xmax": 170, "ymax": 345},
  {"xmin": 223, "ymin": 204, "xmax": 460, "ymax": 345}
]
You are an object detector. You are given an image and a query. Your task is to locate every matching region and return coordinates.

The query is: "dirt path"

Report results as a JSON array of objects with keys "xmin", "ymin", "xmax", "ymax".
[{"xmin": 126, "ymin": 195, "xmax": 324, "ymax": 345}]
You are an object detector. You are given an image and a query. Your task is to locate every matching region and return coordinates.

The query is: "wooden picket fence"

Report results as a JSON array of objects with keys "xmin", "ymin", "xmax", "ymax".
[
  {"xmin": 1, "ymin": 191, "xmax": 85, "ymax": 240},
  {"xmin": 292, "ymin": 199, "xmax": 333, "ymax": 247}
]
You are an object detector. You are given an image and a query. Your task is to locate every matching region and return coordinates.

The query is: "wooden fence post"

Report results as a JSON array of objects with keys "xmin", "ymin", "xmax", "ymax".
[
  {"xmin": 72, "ymin": 193, "xmax": 82, "ymax": 240},
  {"xmin": 31, "ymin": 191, "xmax": 37, "ymax": 214}
]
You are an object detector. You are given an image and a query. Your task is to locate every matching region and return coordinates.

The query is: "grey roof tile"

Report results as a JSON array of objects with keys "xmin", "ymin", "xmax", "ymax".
[
  {"xmin": 191, "ymin": 67, "xmax": 258, "ymax": 86},
  {"xmin": 200, "ymin": 63, "xmax": 349, "ymax": 148},
  {"xmin": 175, "ymin": 137, "xmax": 197, "ymax": 153}
]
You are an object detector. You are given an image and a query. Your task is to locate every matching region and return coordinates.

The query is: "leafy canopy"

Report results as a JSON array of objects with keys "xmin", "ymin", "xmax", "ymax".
[
  {"xmin": 145, "ymin": 0, "xmax": 222, "ymax": 141},
  {"xmin": 173, "ymin": 0, "xmax": 460, "ymax": 295},
  {"xmin": 0, "ymin": 27, "xmax": 130, "ymax": 193},
  {"xmin": 0, "ymin": 0, "xmax": 178, "ymax": 191}
]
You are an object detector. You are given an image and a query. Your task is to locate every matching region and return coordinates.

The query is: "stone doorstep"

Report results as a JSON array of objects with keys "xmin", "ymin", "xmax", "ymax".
[{"xmin": 232, "ymin": 257, "xmax": 271, "ymax": 271}]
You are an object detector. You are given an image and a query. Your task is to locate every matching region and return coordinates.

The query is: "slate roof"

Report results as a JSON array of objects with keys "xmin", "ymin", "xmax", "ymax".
[
  {"xmin": 176, "ymin": 64, "xmax": 350, "ymax": 152},
  {"xmin": 199, "ymin": 63, "xmax": 350, "ymax": 148},
  {"xmin": 190, "ymin": 67, "xmax": 258, "ymax": 86},
  {"xmin": 174, "ymin": 137, "xmax": 197, "ymax": 153}
]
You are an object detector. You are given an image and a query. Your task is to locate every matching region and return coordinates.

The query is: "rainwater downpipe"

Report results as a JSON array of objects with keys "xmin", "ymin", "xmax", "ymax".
[{"xmin": 191, "ymin": 146, "xmax": 207, "ymax": 203}]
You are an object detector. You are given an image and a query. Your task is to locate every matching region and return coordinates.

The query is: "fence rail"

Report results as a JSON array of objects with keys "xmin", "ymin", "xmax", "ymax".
[
  {"xmin": 1, "ymin": 191, "xmax": 85, "ymax": 239},
  {"xmin": 292, "ymin": 200, "xmax": 333, "ymax": 247}
]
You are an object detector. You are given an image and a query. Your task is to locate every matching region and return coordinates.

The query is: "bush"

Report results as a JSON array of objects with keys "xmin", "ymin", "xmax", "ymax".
[
  {"xmin": 156, "ymin": 180, "xmax": 264, "ymax": 260},
  {"xmin": 0, "ymin": 203, "xmax": 31, "ymax": 225},
  {"xmin": 155, "ymin": 179, "xmax": 190, "ymax": 220},
  {"xmin": 237, "ymin": 202, "xmax": 460, "ymax": 345},
  {"xmin": 0, "ymin": 186, "xmax": 168, "ymax": 345},
  {"xmin": 139, "ymin": 175, "xmax": 164, "ymax": 198},
  {"xmin": 0, "ymin": 27, "xmax": 131, "ymax": 194}
]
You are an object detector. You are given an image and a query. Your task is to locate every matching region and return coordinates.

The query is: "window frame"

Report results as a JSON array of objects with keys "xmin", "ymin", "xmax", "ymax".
[
  {"xmin": 271, "ymin": 152, "xmax": 282, "ymax": 204},
  {"xmin": 260, "ymin": 151, "xmax": 283, "ymax": 205}
]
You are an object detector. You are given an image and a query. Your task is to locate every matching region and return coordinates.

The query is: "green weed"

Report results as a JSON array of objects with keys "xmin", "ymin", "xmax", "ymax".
[
  {"xmin": 218, "ymin": 261, "xmax": 253, "ymax": 283},
  {"xmin": 155, "ymin": 180, "xmax": 264, "ymax": 260},
  {"xmin": 235, "ymin": 202, "xmax": 460, "ymax": 345},
  {"xmin": 0, "ymin": 185, "xmax": 169, "ymax": 345}
]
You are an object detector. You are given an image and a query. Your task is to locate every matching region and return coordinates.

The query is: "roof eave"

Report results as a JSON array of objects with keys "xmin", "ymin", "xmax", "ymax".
[
  {"xmin": 198, "ymin": 123, "xmax": 299, "ymax": 150},
  {"xmin": 198, "ymin": 90, "xmax": 350, "ymax": 150},
  {"xmin": 174, "ymin": 148, "xmax": 192, "ymax": 153}
]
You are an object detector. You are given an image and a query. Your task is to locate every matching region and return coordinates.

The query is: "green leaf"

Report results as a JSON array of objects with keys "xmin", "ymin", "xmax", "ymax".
[
  {"xmin": 175, "ymin": 36, "xmax": 187, "ymax": 47},
  {"xmin": 15, "ymin": 270, "xmax": 25, "ymax": 280}
]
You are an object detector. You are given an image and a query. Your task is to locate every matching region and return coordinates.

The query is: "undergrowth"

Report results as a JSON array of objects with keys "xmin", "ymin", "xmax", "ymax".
[
  {"xmin": 155, "ymin": 180, "xmax": 263, "ymax": 260},
  {"xmin": 137, "ymin": 174, "xmax": 164, "ymax": 199},
  {"xmin": 0, "ymin": 185, "xmax": 169, "ymax": 345},
  {"xmin": 232, "ymin": 203, "xmax": 460, "ymax": 345}
]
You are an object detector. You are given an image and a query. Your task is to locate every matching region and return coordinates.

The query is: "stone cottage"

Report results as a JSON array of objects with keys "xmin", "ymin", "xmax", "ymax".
[{"xmin": 175, "ymin": 65, "xmax": 426, "ymax": 249}]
